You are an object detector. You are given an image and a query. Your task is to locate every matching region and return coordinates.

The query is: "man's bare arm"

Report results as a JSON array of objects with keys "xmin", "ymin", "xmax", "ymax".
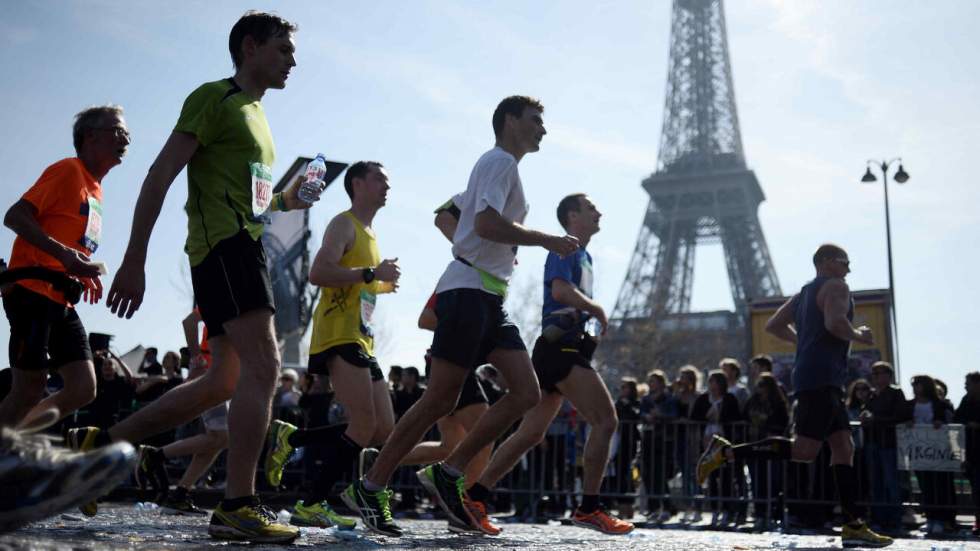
[
  {"xmin": 4, "ymin": 200, "xmax": 101, "ymax": 278},
  {"xmin": 764, "ymin": 295, "xmax": 798, "ymax": 344},
  {"xmin": 474, "ymin": 208, "xmax": 578, "ymax": 256},
  {"xmin": 551, "ymin": 279, "xmax": 608, "ymax": 334},
  {"xmin": 821, "ymin": 279, "xmax": 873, "ymax": 344},
  {"xmin": 434, "ymin": 210, "xmax": 458, "ymax": 243},
  {"xmin": 182, "ymin": 310, "xmax": 202, "ymax": 356}
]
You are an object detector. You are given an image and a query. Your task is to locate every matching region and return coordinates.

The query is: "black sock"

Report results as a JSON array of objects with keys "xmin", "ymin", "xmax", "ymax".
[
  {"xmin": 579, "ymin": 494, "xmax": 600, "ymax": 513},
  {"xmin": 221, "ymin": 495, "xmax": 258, "ymax": 511},
  {"xmin": 467, "ymin": 482, "xmax": 491, "ymax": 502},
  {"xmin": 288, "ymin": 423, "xmax": 348, "ymax": 448},
  {"xmin": 94, "ymin": 430, "xmax": 112, "ymax": 447},
  {"xmin": 731, "ymin": 437, "xmax": 792, "ymax": 462},
  {"xmin": 832, "ymin": 464, "xmax": 863, "ymax": 525},
  {"xmin": 306, "ymin": 433, "xmax": 361, "ymax": 505}
]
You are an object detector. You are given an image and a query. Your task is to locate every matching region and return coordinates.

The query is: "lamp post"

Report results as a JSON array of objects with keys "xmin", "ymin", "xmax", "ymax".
[{"xmin": 860, "ymin": 158, "xmax": 909, "ymax": 378}]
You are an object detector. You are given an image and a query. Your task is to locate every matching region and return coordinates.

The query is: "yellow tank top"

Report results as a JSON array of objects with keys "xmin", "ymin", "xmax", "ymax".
[{"xmin": 309, "ymin": 211, "xmax": 382, "ymax": 357}]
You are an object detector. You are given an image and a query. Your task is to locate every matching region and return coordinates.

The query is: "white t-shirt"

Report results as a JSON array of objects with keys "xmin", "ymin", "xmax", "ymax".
[{"xmin": 436, "ymin": 147, "xmax": 528, "ymax": 294}]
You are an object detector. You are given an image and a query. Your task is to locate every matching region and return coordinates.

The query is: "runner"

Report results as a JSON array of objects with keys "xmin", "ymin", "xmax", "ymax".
[
  {"xmin": 463, "ymin": 194, "xmax": 633, "ymax": 536},
  {"xmin": 696, "ymin": 244, "xmax": 892, "ymax": 548},
  {"xmin": 134, "ymin": 309, "xmax": 230, "ymax": 516},
  {"xmin": 264, "ymin": 161, "xmax": 399, "ymax": 531},
  {"xmin": 343, "ymin": 95, "xmax": 579, "ymax": 537},
  {"xmin": 71, "ymin": 12, "xmax": 311, "ymax": 543},
  {"xmin": 0, "ymin": 105, "xmax": 136, "ymax": 532}
]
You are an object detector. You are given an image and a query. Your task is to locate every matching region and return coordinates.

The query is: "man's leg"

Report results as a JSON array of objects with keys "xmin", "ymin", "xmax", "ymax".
[
  {"xmin": 369, "ymin": 378, "xmax": 395, "ymax": 446},
  {"xmin": 452, "ymin": 404, "xmax": 493, "ymax": 486},
  {"xmin": 402, "ymin": 415, "xmax": 466, "ymax": 466},
  {"xmin": 826, "ymin": 429, "xmax": 861, "ymax": 522},
  {"xmin": 0, "ymin": 369, "xmax": 47, "ymax": 427},
  {"xmin": 473, "ymin": 392, "xmax": 564, "ymax": 489},
  {"xmin": 555, "ymin": 367, "xmax": 618, "ymax": 497},
  {"xmin": 221, "ymin": 309, "xmax": 279, "ymax": 501},
  {"xmin": 21, "ymin": 360, "xmax": 96, "ymax": 425},
  {"xmin": 443, "ymin": 348, "xmax": 541, "ymax": 473},
  {"xmin": 107, "ymin": 337, "xmax": 239, "ymax": 444}
]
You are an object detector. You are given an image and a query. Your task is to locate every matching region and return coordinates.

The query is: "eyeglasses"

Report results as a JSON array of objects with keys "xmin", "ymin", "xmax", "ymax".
[
  {"xmin": 95, "ymin": 126, "xmax": 131, "ymax": 140},
  {"xmin": 833, "ymin": 257, "xmax": 850, "ymax": 267}
]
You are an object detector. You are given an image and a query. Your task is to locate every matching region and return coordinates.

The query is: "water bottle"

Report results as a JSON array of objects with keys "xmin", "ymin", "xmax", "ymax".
[{"xmin": 298, "ymin": 153, "xmax": 327, "ymax": 204}]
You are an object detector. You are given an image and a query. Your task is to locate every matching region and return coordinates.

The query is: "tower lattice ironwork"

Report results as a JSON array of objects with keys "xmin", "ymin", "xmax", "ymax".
[{"xmin": 611, "ymin": 0, "xmax": 781, "ymax": 347}]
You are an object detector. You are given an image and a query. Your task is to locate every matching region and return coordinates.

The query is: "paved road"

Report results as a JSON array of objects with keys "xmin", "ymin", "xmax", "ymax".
[{"xmin": 2, "ymin": 504, "xmax": 977, "ymax": 550}]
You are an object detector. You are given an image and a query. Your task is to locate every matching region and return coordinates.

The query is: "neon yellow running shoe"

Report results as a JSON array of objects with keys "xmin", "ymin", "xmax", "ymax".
[
  {"xmin": 696, "ymin": 434, "xmax": 731, "ymax": 487},
  {"xmin": 208, "ymin": 500, "xmax": 299, "ymax": 543},
  {"xmin": 842, "ymin": 521, "xmax": 893, "ymax": 548},
  {"xmin": 290, "ymin": 500, "xmax": 356, "ymax": 530},
  {"xmin": 264, "ymin": 420, "xmax": 297, "ymax": 488},
  {"xmin": 66, "ymin": 426, "xmax": 102, "ymax": 516}
]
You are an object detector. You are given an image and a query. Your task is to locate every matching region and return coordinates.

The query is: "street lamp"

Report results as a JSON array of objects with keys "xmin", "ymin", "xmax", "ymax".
[{"xmin": 860, "ymin": 158, "xmax": 909, "ymax": 378}]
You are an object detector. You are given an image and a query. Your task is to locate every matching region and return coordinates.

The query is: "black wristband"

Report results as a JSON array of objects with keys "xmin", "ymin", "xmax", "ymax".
[{"xmin": 362, "ymin": 268, "xmax": 376, "ymax": 284}]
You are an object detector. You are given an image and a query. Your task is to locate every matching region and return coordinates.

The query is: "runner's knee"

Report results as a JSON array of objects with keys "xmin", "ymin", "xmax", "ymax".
[{"xmin": 511, "ymin": 385, "xmax": 542, "ymax": 412}]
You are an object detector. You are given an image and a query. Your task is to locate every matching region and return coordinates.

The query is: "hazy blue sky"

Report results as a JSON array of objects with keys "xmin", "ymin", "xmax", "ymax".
[{"xmin": 1, "ymin": 1, "xmax": 977, "ymax": 402}]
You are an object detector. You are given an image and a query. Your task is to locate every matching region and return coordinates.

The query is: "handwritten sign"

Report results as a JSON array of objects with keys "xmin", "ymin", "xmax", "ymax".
[{"xmin": 896, "ymin": 424, "xmax": 965, "ymax": 472}]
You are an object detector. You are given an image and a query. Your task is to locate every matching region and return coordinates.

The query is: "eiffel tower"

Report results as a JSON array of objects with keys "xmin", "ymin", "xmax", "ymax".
[{"xmin": 606, "ymin": 0, "xmax": 781, "ymax": 373}]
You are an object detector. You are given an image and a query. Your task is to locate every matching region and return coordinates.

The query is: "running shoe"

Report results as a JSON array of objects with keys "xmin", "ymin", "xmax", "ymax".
[
  {"xmin": 0, "ymin": 427, "xmax": 135, "ymax": 533},
  {"xmin": 571, "ymin": 508, "xmax": 635, "ymax": 535},
  {"xmin": 341, "ymin": 479, "xmax": 402, "ymax": 537},
  {"xmin": 65, "ymin": 426, "xmax": 103, "ymax": 516},
  {"xmin": 160, "ymin": 492, "xmax": 207, "ymax": 516},
  {"xmin": 696, "ymin": 434, "xmax": 731, "ymax": 487},
  {"xmin": 135, "ymin": 445, "xmax": 169, "ymax": 502},
  {"xmin": 842, "ymin": 521, "xmax": 893, "ymax": 548},
  {"xmin": 416, "ymin": 463, "xmax": 473, "ymax": 529},
  {"xmin": 290, "ymin": 500, "xmax": 356, "ymax": 530},
  {"xmin": 264, "ymin": 420, "xmax": 296, "ymax": 488},
  {"xmin": 208, "ymin": 498, "xmax": 299, "ymax": 543},
  {"xmin": 462, "ymin": 496, "xmax": 501, "ymax": 535}
]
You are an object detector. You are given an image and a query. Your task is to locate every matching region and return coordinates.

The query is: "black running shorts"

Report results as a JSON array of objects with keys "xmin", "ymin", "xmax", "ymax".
[
  {"xmin": 531, "ymin": 333, "xmax": 597, "ymax": 394},
  {"xmin": 793, "ymin": 386, "xmax": 850, "ymax": 441},
  {"xmin": 430, "ymin": 288, "xmax": 526, "ymax": 370},
  {"xmin": 451, "ymin": 371, "xmax": 489, "ymax": 414},
  {"xmin": 3, "ymin": 285, "xmax": 92, "ymax": 370},
  {"xmin": 190, "ymin": 230, "xmax": 275, "ymax": 337},
  {"xmin": 309, "ymin": 343, "xmax": 384, "ymax": 382}
]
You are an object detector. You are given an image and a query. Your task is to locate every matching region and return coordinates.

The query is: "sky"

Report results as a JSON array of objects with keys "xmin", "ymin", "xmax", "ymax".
[{"xmin": 1, "ymin": 1, "xmax": 978, "ymax": 403}]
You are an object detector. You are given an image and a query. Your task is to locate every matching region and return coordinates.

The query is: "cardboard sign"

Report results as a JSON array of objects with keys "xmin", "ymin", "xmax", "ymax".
[{"xmin": 896, "ymin": 424, "xmax": 965, "ymax": 472}]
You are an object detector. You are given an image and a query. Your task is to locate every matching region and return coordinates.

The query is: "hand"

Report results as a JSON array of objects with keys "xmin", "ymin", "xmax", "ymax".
[
  {"xmin": 544, "ymin": 234, "xmax": 579, "ymax": 258},
  {"xmin": 58, "ymin": 248, "xmax": 102, "ymax": 278},
  {"xmin": 855, "ymin": 325, "xmax": 874, "ymax": 345},
  {"xmin": 79, "ymin": 276, "xmax": 103, "ymax": 305},
  {"xmin": 375, "ymin": 258, "xmax": 401, "ymax": 283},
  {"xmin": 106, "ymin": 257, "xmax": 146, "ymax": 319},
  {"xmin": 282, "ymin": 177, "xmax": 323, "ymax": 211}
]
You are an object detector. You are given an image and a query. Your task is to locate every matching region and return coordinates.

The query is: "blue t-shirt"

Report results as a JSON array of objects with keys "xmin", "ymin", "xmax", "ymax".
[{"xmin": 542, "ymin": 248, "xmax": 594, "ymax": 334}]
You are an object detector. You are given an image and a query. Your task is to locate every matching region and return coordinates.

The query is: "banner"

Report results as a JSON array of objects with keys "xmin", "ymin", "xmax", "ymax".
[{"xmin": 896, "ymin": 424, "xmax": 965, "ymax": 472}]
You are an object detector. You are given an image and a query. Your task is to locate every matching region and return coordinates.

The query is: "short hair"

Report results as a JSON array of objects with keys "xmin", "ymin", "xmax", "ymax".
[
  {"xmin": 73, "ymin": 104, "xmax": 124, "ymax": 154},
  {"xmin": 813, "ymin": 243, "xmax": 847, "ymax": 266},
  {"xmin": 228, "ymin": 11, "xmax": 297, "ymax": 69},
  {"xmin": 491, "ymin": 95, "xmax": 544, "ymax": 138},
  {"xmin": 750, "ymin": 354, "xmax": 773, "ymax": 372},
  {"xmin": 967, "ymin": 372, "xmax": 980, "ymax": 384},
  {"xmin": 911, "ymin": 374, "xmax": 938, "ymax": 401},
  {"xmin": 678, "ymin": 364, "xmax": 702, "ymax": 390},
  {"xmin": 280, "ymin": 368, "xmax": 299, "ymax": 382},
  {"xmin": 146, "ymin": 347, "xmax": 158, "ymax": 355},
  {"xmin": 556, "ymin": 193, "xmax": 587, "ymax": 230},
  {"xmin": 707, "ymin": 370, "xmax": 729, "ymax": 393},
  {"xmin": 389, "ymin": 365, "xmax": 403, "ymax": 376},
  {"xmin": 343, "ymin": 161, "xmax": 384, "ymax": 199},
  {"xmin": 871, "ymin": 361, "xmax": 894, "ymax": 376},
  {"xmin": 646, "ymin": 369, "xmax": 667, "ymax": 387},
  {"xmin": 719, "ymin": 357, "xmax": 741, "ymax": 378},
  {"xmin": 620, "ymin": 377, "xmax": 638, "ymax": 400},
  {"xmin": 403, "ymin": 366, "xmax": 420, "ymax": 380}
]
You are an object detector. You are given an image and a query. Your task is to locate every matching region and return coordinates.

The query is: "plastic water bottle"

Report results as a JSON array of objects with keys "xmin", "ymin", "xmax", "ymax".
[{"xmin": 298, "ymin": 153, "xmax": 327, "ymax": 204}]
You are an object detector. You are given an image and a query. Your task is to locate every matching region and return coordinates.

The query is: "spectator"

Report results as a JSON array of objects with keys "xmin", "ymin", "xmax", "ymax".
[
  {"xmin": 845, "ymin": 378, "xmax": 872, "ymax": 507},
  {"xmin": 135, "ymin": 351, "xmax": 184, "ymax": 403},
  {"xmin": 674, "ymin": 364, "xmax": 702, "ymax": 519},
  {"xmin": 748, "ymin": 354, "xmax": 773, "ymax": 387},
  {"xmin": 387, "ymin": 365, "xmax": 403, "ymax": 393},
  {"xmin": 742, "ymin": 373, "xmax": 789, "ymax": 528},
  {"xmin": 846, "ymin": 379, "xmax": 872, "ymax": 420},
  {"xmin": 610, "ymin": 377, "xmax": 641, "ymax": 519},
  {"xmin": 87, "ymin": 354, "xmax": 137, "ymax": 429},
  {"xmin": 954, "ymin": 371, "xmax": 980, "ymax": 536},
  {"xmin": 674, "ymin": 365, "xmax": 701, "ymax": 417},
  {"xmin": 392, "ymin": 366, "xmax": 424, "ymax": 420},
  {"xmin": 140, "ymin": 347, "xmax": 162, "ymax": 376},
  {"xmin": 299, "ymin": 374, "xmax": 334, "ymax": 429},
  {"xmin": 909, "ymin": 374, "xmax": 955, "ymax": 535},
  {"xmin": 275, "ymin": 369, "xmax": 302, "ymax": 409},
  {"xmin": 691, "ymin": 370, "xmax": 741, "ymax": 525},
  {"xmin": 863, "ymin": 361, "xmax": 908, "ymax": 531},
  {"xmin": 934, "ymin": 378, "xmax": 955, "ymax": 412},
  {"xmin": 639, "ymin": 369, "xmax": 680, "ymax": 522},
  {"xmin": 720, "ymin": 358, "xmax": 750, "ymax": 409}
]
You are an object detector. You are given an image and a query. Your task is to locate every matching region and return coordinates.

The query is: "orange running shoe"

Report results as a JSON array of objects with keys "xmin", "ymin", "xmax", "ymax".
[
  {"xmin": 572, "ymin": 508, "xmax": 635, "ymax": 535},
  {"xmin": 462, "ymin": 497, "xmax": 502, "ymax": 536}
]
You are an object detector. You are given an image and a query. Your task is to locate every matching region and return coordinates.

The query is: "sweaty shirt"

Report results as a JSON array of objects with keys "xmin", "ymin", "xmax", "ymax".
[
  {"xmin": 175, "ymin": 78, "xmax": 275, "ymax": 266},
  {"xmin": 435, "ymin": 147, "xmax": 528, "ymax": 297},
  {"xmin": 791, "ymin": 276, "xmax": 854, "ymax": 393},
  {"xmin": 8, "ymin": 158, "xmax": 102, "ymax": 305}
]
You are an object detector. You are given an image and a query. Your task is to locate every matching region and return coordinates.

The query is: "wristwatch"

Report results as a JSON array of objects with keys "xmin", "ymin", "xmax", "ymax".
[{"xmin": 362, "ymin": 268, "xmax": 376, "ymax": 284}]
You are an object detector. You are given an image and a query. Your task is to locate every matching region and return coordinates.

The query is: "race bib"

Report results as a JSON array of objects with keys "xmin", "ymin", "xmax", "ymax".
[
  {"xmin": 82, "ymin": 196, "xmax": 102, "ymax": 253},
  {"xmin": 250, "ymin": 162, "xmax": 273, "ymax": 217},
  {"xmin": 359, "ymin": 289, "xmax": 376, "ymax": 337}
]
